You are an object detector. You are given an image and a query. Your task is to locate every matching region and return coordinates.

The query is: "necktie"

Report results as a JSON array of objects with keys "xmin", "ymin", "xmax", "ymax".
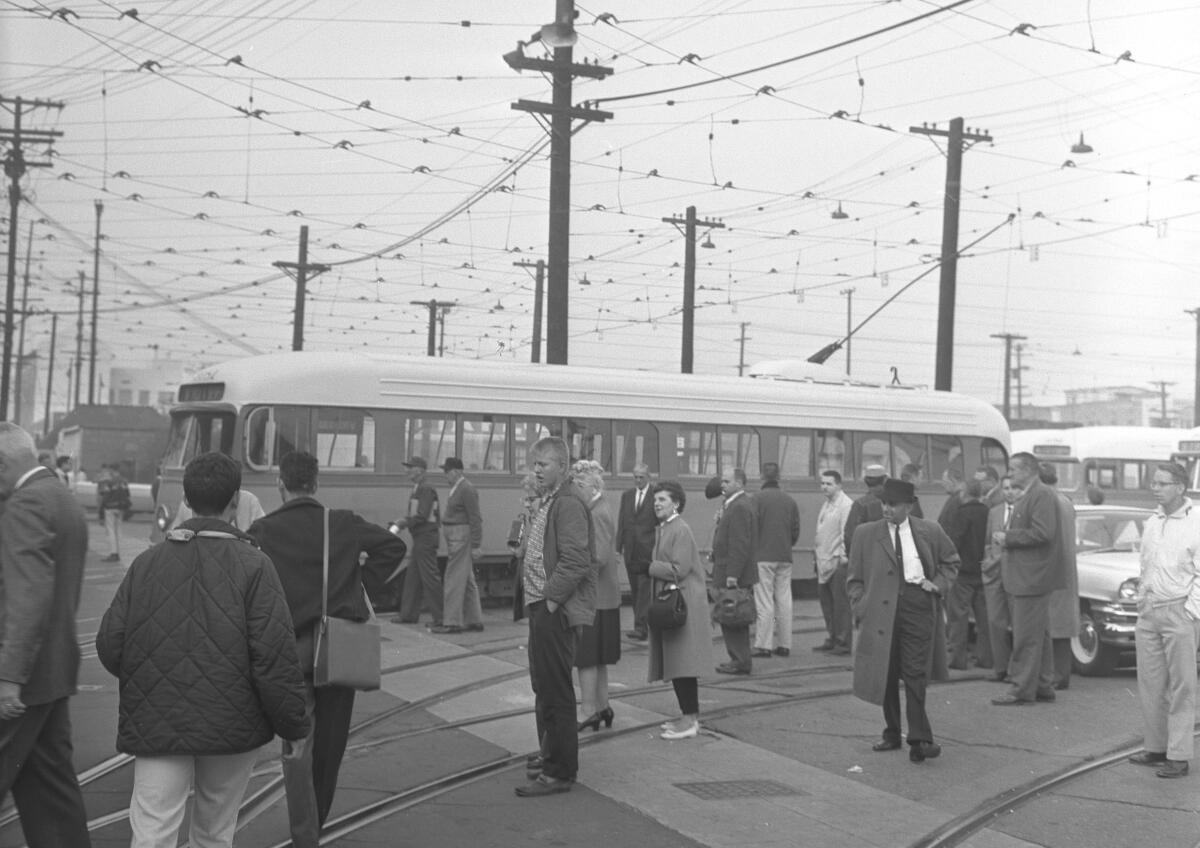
[
  {"xmin": 894, "ymin": 524, "xmax": 903, "ymax": 567},
  {"xmin": 1004, "ymin": 505, "xmax": 1011, "ymax": 528},
  {"xmin": 636, "ymin": 489, "xmax": 643, "ymax": 511}
]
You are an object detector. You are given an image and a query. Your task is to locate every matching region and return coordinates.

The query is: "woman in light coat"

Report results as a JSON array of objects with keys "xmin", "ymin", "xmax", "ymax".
[
  {"xmin": 571, "ymin": 460, "xmax": 621, "ymax": 731},
  {"xmin": 647, "ymin": 480, "xmax": 713, "ymax": 740}
]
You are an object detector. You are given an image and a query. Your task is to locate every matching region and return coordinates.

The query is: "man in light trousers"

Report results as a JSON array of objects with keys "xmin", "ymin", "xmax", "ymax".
[{"xmin": 752, "ymin": 463, "xmax": 800, "ymax": 658}]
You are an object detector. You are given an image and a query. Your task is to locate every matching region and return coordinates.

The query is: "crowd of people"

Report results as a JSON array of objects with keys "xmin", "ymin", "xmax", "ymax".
[{"xmin": 2, "ymin": 426, "xmax": 1198, "ymax": 846}]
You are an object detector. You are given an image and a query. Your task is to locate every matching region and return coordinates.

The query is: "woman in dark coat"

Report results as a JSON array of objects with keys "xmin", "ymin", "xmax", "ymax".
[{"xmin": 647, "ymin": 481, "xmax": 713, "ymax": 740}]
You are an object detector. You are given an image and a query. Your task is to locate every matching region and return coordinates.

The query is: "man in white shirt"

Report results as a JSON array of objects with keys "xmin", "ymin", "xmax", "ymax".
[
  {"xmin": 1128, "ymin": 462, "xmax": 1200, "ymax": 779},
  {"xmin": 814, "ymin": 470, "xmax": 854, "ymax": 655}
]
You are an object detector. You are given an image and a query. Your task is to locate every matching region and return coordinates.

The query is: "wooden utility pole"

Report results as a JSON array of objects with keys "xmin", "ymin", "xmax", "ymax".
[
  {"xmin": 505, "ymin": 1, "xmax": 612, "ymax": 364},
  {"xmin": 410, "ymin": 300, "xmax": 455, "ymax": 357},
  {"xmin": 990, "ymin": 332, "xmax": 1026, "ymax": 421},
  {"xmin": 1150, "ymin": 380, "xmax": 1174, "ymax": 427},
  {"xmin": 1014, "ymin": 344, "xmax": 1028, "ymax": 419},
  {"xmin": 43, "ymin": 312, "xmax": 56, "ymax": 437},
  {"xmin": 73, "ymin": 272, "xmax": 84, "ymax": 410},
  {"xmin": 514, "ymin": 259, "xmax": 546, "ymax": 363},
  {"xmin": 661, "ymin": 207, "xmax": 724, "ymax": 373},
  {"xmin": 736, "ymin": 322, "xmax": 750, "ymax": 376},
  {"xmin": 1186, "ymin": 308, "xmax": 1200, "ymax": 425},
  {"xmin": 14, "ymin": 219, "xmax": 32, "ymax": 424},
  {"xmin": 272, "ymin": 225, "xmax": 329, "ymax": 351},
  {"xmin": 88, "ymin": 199, "xmax": 102, "ymax": 404},
  {"xmin": 840, "ymin": 287, "xmax": 855, "ymax": 376},
  {"xmin": 910, "ymin": 118, "xmax": 993, "ymax": 391}
]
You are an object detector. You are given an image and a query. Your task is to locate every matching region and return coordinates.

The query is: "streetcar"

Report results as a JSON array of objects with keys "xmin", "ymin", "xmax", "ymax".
[
  {"xmin": 1010, "ymin": 426, "xmax": 1185, "ymax": 508},
  {"xmin": 154, "ymin": 352, "xmax": 1010, "ymax": 599}
]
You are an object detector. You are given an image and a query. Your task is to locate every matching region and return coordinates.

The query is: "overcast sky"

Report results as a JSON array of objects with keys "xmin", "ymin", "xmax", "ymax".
[{"xmin": 3, "ymin": 0, "xmax": 1199, "ymax": 411}]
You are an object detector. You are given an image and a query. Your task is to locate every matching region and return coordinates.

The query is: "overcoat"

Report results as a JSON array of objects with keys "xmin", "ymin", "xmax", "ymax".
[
  {"xmin": 1001, "ymin": 477, "xmax": 1061, "ymax": 596},
  {"xmin": 1047, "ymin": 491, "xmax": 1079, "ymax": 639},
  {"xmin": 646, "ymin": 516, "xmax": 714, "ymax": 681},
  {"xmin": 589, "ymin": 497, "xmax": 621, "ymax": 611},
  {"xmin": 847, "ymin": 516, "xmax": 959, "ymax": 706},
  {"xmin": 711, "ymin": 493, "xmax": 758, "ymax": 587}
]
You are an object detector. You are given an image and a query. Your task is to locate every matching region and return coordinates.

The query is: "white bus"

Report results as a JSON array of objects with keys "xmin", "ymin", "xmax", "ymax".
[
  {"xmin": 155, "ymin": 352, "xmax": 1011, "ymax": 599},
  {"xmin": 1011, "ymin": 426, "xmax": 1185, "ymax": 508}
]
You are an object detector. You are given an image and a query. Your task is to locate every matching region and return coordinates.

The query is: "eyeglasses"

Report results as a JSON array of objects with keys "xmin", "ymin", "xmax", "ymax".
[{"xmin": 1149, "ymin": 479, "xmax": 1183, "ymax": 489}]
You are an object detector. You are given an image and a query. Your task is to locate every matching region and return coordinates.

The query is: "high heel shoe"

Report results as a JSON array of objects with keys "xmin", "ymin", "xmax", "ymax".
[
  {"xmin": 598, "ymin": 706, "xmax": 614, "ymax": 728},
  {"xmin": 577, "ymin": 706, "xmax": 615, "ymax": 733}
]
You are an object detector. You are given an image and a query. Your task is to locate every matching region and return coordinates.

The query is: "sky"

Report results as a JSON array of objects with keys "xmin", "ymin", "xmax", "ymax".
[{"xmin": 3, "ymin": 0, "xmax": 1200, "ymax": 416}]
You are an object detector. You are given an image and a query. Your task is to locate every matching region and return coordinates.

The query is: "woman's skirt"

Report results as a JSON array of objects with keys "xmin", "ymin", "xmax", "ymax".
[{"xmin": 574, "ymin": 607, "xmax": 621, "ymax": 668}]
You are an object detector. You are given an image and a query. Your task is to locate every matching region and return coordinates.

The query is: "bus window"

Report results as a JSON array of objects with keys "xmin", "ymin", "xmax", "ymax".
[
  {"xmin": 1087, "ymin": 460, "xmax": 1119, "ymax": 490},
  {"xmin": 163, "ymin": 411, "xmax": 235, "ymax": 468},
  {"xmin": 981, "ymin": 438, "xmax": 1008, "ymax": 481},
  {"xmin": 461, "ymin": 415, "xmax": 507, "ymax": 472},
  {"xmin": 246, "ymin": 406, "xmax": 311, "ymax": 469},
  {"xmin": 408, "ymin": 415, "xmax": 456, "ymax": 469},
  {"xmin": 719, "ymin": 427, "xmax": 759, "ymax": 475},
  {"xmin": 316, "ymin": 409, "xmax": 375, "ymax": 469},
  {"xmin": 676, "ymin": 424, "xmax": 718, "ymax": 476},
  {"xmin": 614, "ymin": 421, "xmax": 658, "ymax": 474},
  {"xmin": 778, "ymin": 429, "xmax": 813, "ymax": 479},
  {"xmin": 816, "ymin": 430, "xmax": 846, "ymax": 476},
  {"xmin": 568, "ymin": 418, "xmax": 611, "ymax": 468},
  {"xmin": 930, "ymin": 435, "xmax": 963, "ymax": 483},
  {"xmin": 857, "ymin": 432, "xmax": 891, "ymax": 478},
  {"xmin": 893, "ymin": 434, "xmax": 928, "ymax": 482},
  {"xmin": 513, "ymin": 418, "xmax": 560, "ymax": 471}
]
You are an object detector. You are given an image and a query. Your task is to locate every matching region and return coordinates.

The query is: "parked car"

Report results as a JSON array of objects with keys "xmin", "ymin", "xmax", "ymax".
[{"xmin": 1071, "ymin": 504, "xmax": 1151, "ymax": 675}]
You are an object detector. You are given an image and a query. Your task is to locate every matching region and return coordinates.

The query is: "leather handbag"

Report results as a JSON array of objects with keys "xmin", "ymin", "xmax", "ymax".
[
  {"xmin": 713, "ymin": 586, "xmax": 756, "ymax": 627},
  {"xmin": 313, "ymin": 508, "xmax": 381, "ymax": 690},
  {"xmin": 647, "ymin": 580, "xmax": 687, "ymax": 630}
]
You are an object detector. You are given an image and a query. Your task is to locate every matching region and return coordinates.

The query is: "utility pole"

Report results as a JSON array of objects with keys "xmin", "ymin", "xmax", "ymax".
[
  {"xmin": 1149, "ymin": 380, "xmax": 1174, "ymax": 427},
  {"xmin": 43, "ymin": 312, "xmax": 56, "ymax": 437},
  {"xmin": 840, "ymin": 287, "xmax": 855, "ymax": 376},
  {"xmin": 504, "ymin": 1, "xmax": 612, "ymax": 364},
  {"xmin": 1, "ymin": 95, "xmax": 63, "ymax": 419},
  {"xmin": 661, "ymin": 207, "xmax": 724, "ymax": 373},
  {"xmin": 88, "ymin": 200, "xmax": 102, "ymax": 405},
  {"xmin": 514, "ymin": 259, "xmax": 546, "ymax": 362},
  {"xmin": 1186, "ymin": 308, "xmax": 1200, "ymax": 425},
  {"xmin": 272, "ymin": 225, "xmax": 330, "ymax": 352},
  {"xmin": 736, "ymin": 322, "xmax": 750, "ymax": 376},
  {"xmin": 990, "ymin": 332, "xmax": 1027, "ymax": 421},
  {"xmin": 1014, "ymin": 343, "xmax": 1028, "ymax": 419},
  {"xmin": 410, "ymin": 300, "xmax": 455, "ymax": 357},
  {"xmin": 910, "ymin": 118, "xmax": 993, "ymax": 391},
  {"xmin": 73, "ymin": 272, "xmax": 84, "ymax": 411},
  {"xmin": 14, "ymin": 219, "xmax": 32, "ymax": 424}
]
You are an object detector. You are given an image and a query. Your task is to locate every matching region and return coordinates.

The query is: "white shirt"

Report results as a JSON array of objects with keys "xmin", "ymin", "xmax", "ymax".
[
  {"xmin": 1139, "ymin": 497, "xmax": 1200, "ymax": 618},
  {"xmin": 891, "ymin": 518, "xmax": 925, "ymax": 584},
  {"xmin": 814, "ymin": 490, "xmax": 853, "ymax": 582}
]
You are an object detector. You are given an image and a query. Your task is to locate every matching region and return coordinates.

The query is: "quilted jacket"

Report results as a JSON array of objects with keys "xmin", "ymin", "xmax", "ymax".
[{"xmin": 96, "ymin": 517, "xmax": 310, "ymax": 755}]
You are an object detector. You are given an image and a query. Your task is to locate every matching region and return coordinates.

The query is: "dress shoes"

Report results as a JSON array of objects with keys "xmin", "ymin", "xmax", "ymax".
[
  {"xmin": 429, "ymin": 624, "xmax": 464, "ymax": 634},
  {"xmin": 465, "ymin": 623, "xmax": 485, "ymax": 632},
  {"xmin": 625, "ymin": 630, "xmax": 648, "ymax": 641},
  {"xmin": 872, "ymin": 738, "xmax": 902, "ymax": 752},
  {"xmin": 829, "ymin": 646, "xmax": 852, "ymax": 656},
  {"xmin": 660, "ymin": 720, "xmax": 700, "ymax": 740},
  {"xmin": 910, "ymin": 742, "xmax": 942, "ymax": 763},
  {"xmin": 515, "ymin": 774, "xmax": 573, "ymax": 797},
  {"xmin": 812, "ymin": 641, "xmax": 836, "ymax": 652},
  {"xmin": 1034, "ymin": 689, "xmax": 1056, "ymax": 702},
  {"xmin": 991, "ymin": 693, "xmax": 1034, "ymax": 706},
  {"xmin": 1129, "ymin": 750, "xmax": 1168, "ymax": 766},
  {"xmin": 773, "ymin": 647, "xmax": 790, "ymax": 657},
  {"xmin": 1156, "ymin": 760, "xmax": 1189, "ymax": 779},
  {"xmin": 752, "ymin": 648, "xmax": 773, "ymax": 659},
  {"xmin": 715, "ymin": 663, "xmax": 750, "ymax": 675}
]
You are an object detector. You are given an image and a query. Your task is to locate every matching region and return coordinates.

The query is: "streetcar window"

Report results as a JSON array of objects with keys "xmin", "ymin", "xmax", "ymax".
[
  {"xmin": 857, "ymin": 432, "xmax": 891, "ymax": 479},
  {"xmin": 815, "ymin": 430, "xmax": 846, "ymax": 476},
  {"xmin": 513, "ymin": 418, "xmax": 560, "ymax": 470},
  {"xmin": 568, "ymin": 418, "xmax": 610, "ymax": 469},
  {"xmin": 778, "ymin": 429, "xmax": 813, "ymax": 479},
  {"xmin": 676, "ymin": 424, "xmax": 718, "ymax": 477},
  {"xmin": 892, "ymin": 434, "xmax": 928, "ymax": 483},
  {"xmin": 930, "ymin": 435, "xmax": 964, "ymax": 483},
  {"xmin": 246, "ymin": 406, "xmax": 311, "ymax": 469},
  {"xmin": 461, "ymin": 414, "xmax": 507, "ymax": 472},
  {"xmin": 719, "ymin": 427, "xmax": 759, "ymax": 475},
  {"xmin": 163, "ymin": 411, "xmax": 234, "ymax": 469},
  {"xmin": 408, "ymin": 415, "xmax": 456, "ymax": 470},
  {"xmin": 614, "ymin": 421, "xmax": 658, "ymax": 474},
  {"xmin": 316, "ymin": 409, "xmax": 375, "ymax": 470}
]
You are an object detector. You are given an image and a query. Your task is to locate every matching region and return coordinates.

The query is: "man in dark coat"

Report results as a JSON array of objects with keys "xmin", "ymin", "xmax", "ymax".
[
  {"xmin": 248, "ymin": 451, "xmax": 405, "ymax": 847},
  {"xmin": 1038, "ymin": 463, "xmax": 1078, "ymax": 691},
  {"xmin": 843, "ymin": 464, "xmax": 887, "ymax": 559},
  {"xmin": 992, "ymin": 451, "xmax": 1061, "ymax": 706},
  {"xmin": 848, "ymin": 478, "xmax": 958, "ymax": 764},
  {"xmin": 0, "ymin": 423, "xmax": 91, "ymax": 848},
  {"xmin": 712, "ymin": 468, "xmax": 758, "ymax": 675},
  {"xmin": 947, "ymin": 479, "xmax": 992, "ymax": 670},
  {"xmin": 393, "ymin": 456, "xmax": 442, "ymax": 626},
  {"xmin": 752, "ymin": 463, "xmax": 801, "ymax": 658},
  {"xmin": 616, "ymin": 463, "xmax": 656, "ymax": 640}
]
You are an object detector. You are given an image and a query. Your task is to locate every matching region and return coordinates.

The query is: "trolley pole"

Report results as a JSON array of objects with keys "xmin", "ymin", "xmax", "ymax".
[
  {"xmin": 514, "ymin": 259, "xmax": 546, "ymax": 362},
  {"xmin": 661, "ymin": 207, "xmax": 724, "ymax": 373},
  {"xmin": 272, "ymin": 225, "xmax": 330, "ymax": 352}
]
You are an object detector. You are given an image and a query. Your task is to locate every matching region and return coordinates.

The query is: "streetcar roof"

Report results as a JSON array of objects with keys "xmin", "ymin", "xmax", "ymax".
[{"xmin": 182, "ymin": 351, "xmax": 1010, "ymax": 443}]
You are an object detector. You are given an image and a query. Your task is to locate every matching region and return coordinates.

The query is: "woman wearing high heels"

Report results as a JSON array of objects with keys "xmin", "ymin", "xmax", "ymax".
[
  {"xmin": 647, "ymin": 481, "xmax": 713, "ymax": 740},
  {"xmin": 571, "ymin": 460, "xmax": 620, "ymax": 733}
]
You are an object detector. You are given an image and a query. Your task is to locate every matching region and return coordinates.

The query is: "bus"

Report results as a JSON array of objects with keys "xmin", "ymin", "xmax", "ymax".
[
  {"xmin": 1011, "ymin": 426, "xmax": 1185, "ymax": 508},
  {"xmin": 155, "ymin": 352, "xmax": 1011, "ymax": 599},
  {"xmin": 1171, "ymin": 426, "xmax": 1200, "ymax": 496}
]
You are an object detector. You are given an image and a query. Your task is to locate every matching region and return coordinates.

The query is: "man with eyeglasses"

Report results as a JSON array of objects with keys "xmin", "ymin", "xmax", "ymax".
[{"xmin": 1128, "ymin": 462, "xmax": 1200, "ymax": 779}]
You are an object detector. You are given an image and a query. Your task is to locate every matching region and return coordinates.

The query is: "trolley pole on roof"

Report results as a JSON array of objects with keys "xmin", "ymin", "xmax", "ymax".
[{"xmin": 273, "ymin": 225, "xmax": 329, "ymax": 352}]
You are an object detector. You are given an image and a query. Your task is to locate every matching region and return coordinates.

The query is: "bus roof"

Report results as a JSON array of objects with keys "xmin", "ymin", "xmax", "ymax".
[
  {"xmin": 1011, "ymin": 426, "xmax": 1185, "ymax": 461},
  {"xmin": 183, "ymin": 351, "xmax": 1010, "ymax": 443}
]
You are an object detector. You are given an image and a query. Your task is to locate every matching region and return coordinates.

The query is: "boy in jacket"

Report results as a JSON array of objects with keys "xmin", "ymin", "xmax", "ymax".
[{"xmin": 97, "ymin": 452, "xmax": 308, "ymax": 848}]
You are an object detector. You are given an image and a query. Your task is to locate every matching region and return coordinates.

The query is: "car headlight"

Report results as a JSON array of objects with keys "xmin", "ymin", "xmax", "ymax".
[
  {"xmin": 155, "ymin": 504, "xmax": 172, "ymax": 532},
  {"xmin": 1118, "ymin": 577, "xmax": 1140, "ymax": 600}
]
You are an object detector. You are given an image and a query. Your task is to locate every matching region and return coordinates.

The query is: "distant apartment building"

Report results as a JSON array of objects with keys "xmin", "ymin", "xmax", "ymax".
[
  {"xmin": 108, "ymin": 362, "xmax": 187, "ymax": 412},
  {"xmin": 1008, "ymin": 385, "xmax": 1194, "ymax": 429}
]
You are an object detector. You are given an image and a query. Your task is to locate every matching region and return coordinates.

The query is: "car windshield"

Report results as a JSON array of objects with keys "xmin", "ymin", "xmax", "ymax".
[{"xmin": 1075, "ymin": 511, "xmax": 1148, "ymax": 553}]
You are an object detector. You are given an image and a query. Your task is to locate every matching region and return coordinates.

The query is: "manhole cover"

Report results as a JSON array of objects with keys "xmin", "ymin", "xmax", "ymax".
[{"xmin": 672, "ymin": 779, "xmax": 805, "ymax": 800}]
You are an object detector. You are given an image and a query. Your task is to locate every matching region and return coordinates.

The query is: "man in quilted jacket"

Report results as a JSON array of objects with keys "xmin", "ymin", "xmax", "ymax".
[{"xmin": 97, "ymin": 452, "xmax": 309, "ymax": 848}]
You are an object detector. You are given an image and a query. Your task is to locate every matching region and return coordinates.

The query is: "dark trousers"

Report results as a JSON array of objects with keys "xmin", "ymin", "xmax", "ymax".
[
  {"xmin": 1052, "ymin": 637, "xmax": 1072, "ymax": 688},
  {"xmin": 625, "ymin": 560, "xmax": 651, "ymax": 633},
  {"xmin": 0, "ymin": 698, "xmax": 91, "ymax": 848},
  {"xmin": 947, "ymin": 571, "xmax": 991, "ymax": 668},
  {"xmin": 817, "ymin": 563, "xmax": 852, "ymax": 649},
  {"xmin": 672, "ymin": 677, "xmax": 699, "ymax": 716},
  {"xmin": 399, "ymin": 531, "xmax": 442, "ymax": 624},
  {"xmin": 1009, "ymin": 592, "xmax": 1054, "ymax": 700},
  {"xmin": 527, "ymin": 601, "xmax": 580, "ymax": 781},
  {"xmin": 282, "ymin": 679, "xmax": 356, "ymax": 847},
  {"xmin": 720, "ymin": 623, "xmax": 752, "ymax": 671},
  {"xmin": 882, "ymin": 584, "xmax": 935, "ymax": 745}
]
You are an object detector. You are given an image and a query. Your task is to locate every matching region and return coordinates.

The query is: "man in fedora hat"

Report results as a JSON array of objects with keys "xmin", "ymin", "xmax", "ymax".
[
  {"xmin": 437, "ymin": 457, "xmax": 484, "ymax": 634},
  {"xmin": 848, "ymin": 478, "xmax": 958, "ymax": 764},
  {"xmin": 393, "ymin": 457, "xmax": 443, "ymax": 627}
]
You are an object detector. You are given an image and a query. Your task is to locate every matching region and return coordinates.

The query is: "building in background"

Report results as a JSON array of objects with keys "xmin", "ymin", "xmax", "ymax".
[
  {"xmin": 108, "ymin": 362, "xmax": 186, "ymax": 412},
  {"xmin": 1006, "ymin": 386, "xmax": 1194, "ymax": 430}
]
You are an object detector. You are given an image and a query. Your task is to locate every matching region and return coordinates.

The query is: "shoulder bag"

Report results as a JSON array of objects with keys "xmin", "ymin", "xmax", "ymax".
[
  {"xmin": 313, "ymin": 508, "xmax": 382, "ymax": 690},
  {"xmin": 713, "ymin": 585, "xmax": 756, "ymax": 628},
  {"xmin": 647, "ymin": 575, "xmax": 687, "ymax": 630}
]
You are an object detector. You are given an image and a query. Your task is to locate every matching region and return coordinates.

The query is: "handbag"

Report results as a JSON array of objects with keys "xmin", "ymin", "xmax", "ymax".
[
  {"xmin": 647, "ymin": 579, "xmax": 687, "ymax": 630},
  {"xmin": 713, "ymin": 585, "xmax": 756, "ymax": 627},
  {"xmin": 313, "ymin": 508, "xmax": 381, "ymax": 690}
]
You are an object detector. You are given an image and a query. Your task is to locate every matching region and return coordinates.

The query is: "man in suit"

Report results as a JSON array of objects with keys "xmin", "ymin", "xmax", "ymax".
[
  {"xmin": 947, "ymin": 479, "xmax": 992, "ymax": 670},
  {"xmin": 248, "ymin": 451, "xmax": 405, "ymax": 846},
  {"xmin": 0, "ymin": 423, "xmax": 92, "ymax": 847},
  {"xmin": 752, "ymin": 462, "xmax": 801, "ymax": 659},
  {"xmin": 848, "ymin": 478, "xmax": 958, "ymax": 764},
  {"xmin": 843, "ymin": 464, "xmax": 887, "ymax": 560},
  {"xmin": 981, "ymin": 475, "xmax": 1018, "ymax": 682},
  {"xmin": 438, "ymin": 457, "xmax": 485, "ymax": 634},
  {"xmin": 712, "ymin": 468, "xmax": 758, "ymax": 675},
  {"xmin": 1039, "ymin": 463, "xmax": 1078, "ymax": 691},
  {"xmin": 616, "ymin": 463, "xmax": 655, "ymax": 641},
  {"xmin": 393, "ymin": 456, "xmax": 442, "ymax": 627},
  {"xmin": 992, "ymin": 451, "xmax": 1061, "ymax": 706}
]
